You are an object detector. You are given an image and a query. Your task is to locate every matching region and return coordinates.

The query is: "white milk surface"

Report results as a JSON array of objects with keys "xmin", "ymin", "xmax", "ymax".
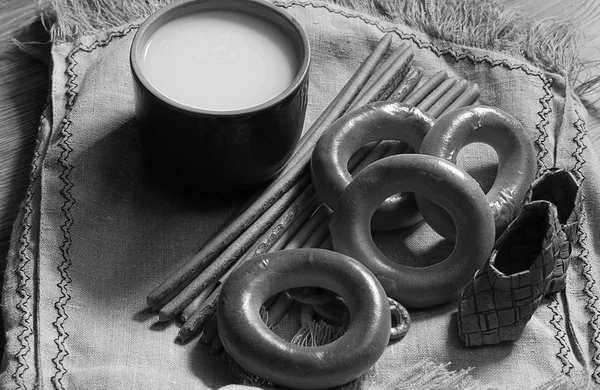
[{"xmin": 141, "ymin": 10, "xmax": 299, "ymax": 111}]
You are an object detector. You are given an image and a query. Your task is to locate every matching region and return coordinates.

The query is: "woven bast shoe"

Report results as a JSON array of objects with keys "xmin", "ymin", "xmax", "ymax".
[
  {"xmin": 457, "ymin": 200, "xmax": 567, "ymax": 347},
  {"xmin": 530, "ymin": 168, "xmax": 582, "ymax": 294}
]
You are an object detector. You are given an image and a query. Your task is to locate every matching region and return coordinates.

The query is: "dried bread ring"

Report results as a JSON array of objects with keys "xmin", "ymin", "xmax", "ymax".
[
  {"xmin": 217, "ymin": 248, "xmax": 391, "ymax": 389},
  {"xmin": 330, "ymin": 154, "xmax": 495, "ymax": 308},
  {"xmin": 418, "ymin": 105, "xmax": 536, "ymax": 240},
  {"xmin": 311, "ymin": 101, "xmax": 435, "ymax": 230}
]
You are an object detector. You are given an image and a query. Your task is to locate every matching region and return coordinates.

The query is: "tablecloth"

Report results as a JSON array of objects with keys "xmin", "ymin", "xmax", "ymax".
[{"xmin": 1, "ymin": 0, "xmax": 600, "ymax": 388}]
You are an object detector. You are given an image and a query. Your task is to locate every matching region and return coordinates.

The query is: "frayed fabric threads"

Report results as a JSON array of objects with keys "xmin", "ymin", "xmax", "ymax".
[
  {"xmin": 43, "ymin": 0, "xmax": 583, "ymax": 83},
  {"xmin": 41, "ymin": 0, "xmax": 170, "ymax": 41},
  {"xmin": 372, "ymin": 359, "xmax": 486, "ymax": 390},
  {"xmin": 329, "ymin": 0, "xmax": 582, "ymax": 81}
]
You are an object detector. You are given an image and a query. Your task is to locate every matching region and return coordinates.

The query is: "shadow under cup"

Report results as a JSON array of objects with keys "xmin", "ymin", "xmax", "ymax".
[{"xmin": 130, "ymin": 0, "xmax": 310, "ymax": 193}]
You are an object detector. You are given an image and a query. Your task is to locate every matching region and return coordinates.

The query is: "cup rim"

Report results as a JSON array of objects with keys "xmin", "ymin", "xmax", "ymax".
[{"xmin": 130, "ymin": 0, "xmax": 311, "ymax": 117}]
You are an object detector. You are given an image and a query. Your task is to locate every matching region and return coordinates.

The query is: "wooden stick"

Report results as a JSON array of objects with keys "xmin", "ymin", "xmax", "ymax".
[
  {"xmin": 439, "ymin": 82, "xmax": 481, "ymax": 116},
  {"xmin": 347, "ymin": 47, "xmax": 413, "ymax": 110},
  {"xmin": 176, "ymin": 286, "xmax": 220, "ymax": 343},
  {"xmin": 181, "ymin": 281, "xmax": 217, "ymax": 322},
  {"xmin": 417, "ymin": 78, "xmax": 457, "ymax": 111},
  {"xmin": 351, "ymin": 43, "xmax": 411, "ymax": 104},
  {"xmin": 427, "ymin": 79, "xmax": 468, "ymax": 118},
  {"xmin": 237, "ymin": 185, "xmax": 318, "ymax": 257},
  {"xmin": 302, "ymin": 215, "xmax": 333, "ymax": 249},
  {"xmin": 403, "ymin": 70, "xmax": 448, "ymax": 106},
  {"xmin": 216, "ymin": 183, "xmax": 265, "ymax": 234},
  {"xmin": 284, "ymin": 206, "xmax": 330, "ymax": 249},
  {"xmin": 388, "ymin": 67, "xmax": 422, "ymax": 102},
  {"xmin": 267, "ymin": 199, "xmax": 321, "ymax": 251},
  {"xmin": 147, "ymin": 33, "xmax": 395, "ymax": 310},
  {"xmin": 210, "ymin": 191, "xmax": 319, "ymax": 287}
]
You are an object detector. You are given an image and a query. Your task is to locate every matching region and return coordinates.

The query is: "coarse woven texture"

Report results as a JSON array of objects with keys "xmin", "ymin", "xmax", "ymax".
[{"xmin": 1, "ymin": 0, "xmax": 600, "ymax": 389}]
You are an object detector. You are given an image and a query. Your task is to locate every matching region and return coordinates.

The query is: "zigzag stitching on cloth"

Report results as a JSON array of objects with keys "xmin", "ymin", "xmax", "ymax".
[
  {"xmin": 51, "ymin": 47, "xmax": 76, "ymax": 390},
  {"xmin": 573, "ymin": 113, "xmax": 588, "ymax": 179},
  {"xmin": 273, "ymin": 0, "xmax": 554, "ymax": 176},
  {"xmin": 50, "ymin": 25, "xmax": 140, "ymax": 390},
  {"xmin": 12, "ymin": 109, "xmax": 47, "ymax": 389},
  {"xmin": 535, "ymin": 82, "xmax": 553, "ymax": 175},
  {"xmin": 273, "ymin": 0, "xmax": 566, "ymax": 371},
  {"xmin": 572, "ymin": 112, "xmax": 600, "ymax": 383},
  {"xmin": 548, "ymin": 295, "xmax": 574, "ymax": 375}
]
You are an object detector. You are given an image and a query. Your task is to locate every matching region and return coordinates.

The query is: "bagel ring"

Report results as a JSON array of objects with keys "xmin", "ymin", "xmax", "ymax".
[
  {"xmin": 418, "ymin": 105, "xmax": 536, "ymax": 240},
  {"xmin": 330, "ymin": 154, "xmax": 495, "ymax": 308},
  {"xmin": 311, "ymin": 101, "xmax": 435, "ymax": 231},
  {"xmin": 218, "ymin": 248, "xmax": 391, "ymax": 389}
]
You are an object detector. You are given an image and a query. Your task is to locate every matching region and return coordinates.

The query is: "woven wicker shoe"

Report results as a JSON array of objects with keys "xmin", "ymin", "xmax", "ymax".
[
  {"xmin": 530, "ymin": 168, "xmax": 582, "ymax": 294},
  {"xmin": 457, "ymin": 200, "xmax": 567, "ymax": 347}
]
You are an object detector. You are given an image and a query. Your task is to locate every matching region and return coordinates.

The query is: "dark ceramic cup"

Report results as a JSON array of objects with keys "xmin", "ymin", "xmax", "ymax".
[{"xmin": 130, "ymin": 0, "xmax": 310, "ymax": 193}]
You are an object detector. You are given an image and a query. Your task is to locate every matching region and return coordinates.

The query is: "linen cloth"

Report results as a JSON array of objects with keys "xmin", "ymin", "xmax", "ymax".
[{"xmin": 2, "ymin": 0, "xmax": 600, "ymax": 388}]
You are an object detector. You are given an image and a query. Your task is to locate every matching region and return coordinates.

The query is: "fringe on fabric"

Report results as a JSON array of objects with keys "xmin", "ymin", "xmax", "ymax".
[{"xmin": 40, "ymin": 0, "xmax": 592, "ymax": 89}]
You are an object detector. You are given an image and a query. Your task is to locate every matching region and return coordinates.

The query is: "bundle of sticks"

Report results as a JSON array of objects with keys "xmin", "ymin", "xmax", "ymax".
[{"xmin": 145, "ymin": 32, "xmax": 481, "ymax": 346}]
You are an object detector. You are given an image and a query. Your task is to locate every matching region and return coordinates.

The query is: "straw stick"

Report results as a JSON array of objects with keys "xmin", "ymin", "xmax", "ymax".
[
  {"xmin": 417, "ymin": 78, "xmax": 457, "ymax": 111},
  {"xmin": 284, "ymin": 207, "xmax": 330, "ymax": 249},
  {"xmin": 350, "ymin": 44, "xmax": 413, "ymax": 106},
  {"xmin": 427, "ymin": 79, "xmax": 468, "ymax": 118},
  {"xmin": 388, "ymin": 67, "xmax": 422, "ymax": 102},
  {"xmin": 440, "ymin": 82, "xmax": 481, "ymax": 116},
  {"xmin": 403, "ymin": 70, "xmax": 448, "ymax": 106},
  {"xmin": 181, "ymin": 281, "xmax": 217, "ymax": 322},
  {"xmin": 176, "ymin": 286, "xmax": 220, "ymax": 343}
]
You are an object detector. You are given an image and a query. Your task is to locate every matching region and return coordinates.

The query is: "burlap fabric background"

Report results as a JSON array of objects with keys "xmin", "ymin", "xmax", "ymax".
[{"xmin": 1, "ymin": 0, "xmax": 600, "ymax": 388}]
